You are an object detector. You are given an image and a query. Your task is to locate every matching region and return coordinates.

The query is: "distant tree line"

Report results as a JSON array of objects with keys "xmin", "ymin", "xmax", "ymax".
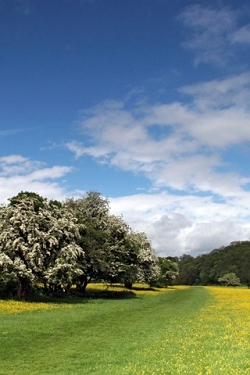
[
  {"xmin": 0, "ymin": 191, "xmax": 178, "ymax": 300},
  {"xmin": 177, "ymin": 241, "xmax": 250, "ymax": 286}
]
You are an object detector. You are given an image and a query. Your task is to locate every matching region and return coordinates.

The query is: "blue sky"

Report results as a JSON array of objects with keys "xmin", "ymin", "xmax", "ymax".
[{"xmin": 1, "ymin": 0, "xmax": 250, "ymax": 256}]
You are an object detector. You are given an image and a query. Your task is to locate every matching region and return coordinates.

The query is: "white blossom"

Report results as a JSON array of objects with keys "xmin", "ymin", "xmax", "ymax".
[{"xmin": 0, "ymin": 194, "xmax": 85, "ymax": 297}]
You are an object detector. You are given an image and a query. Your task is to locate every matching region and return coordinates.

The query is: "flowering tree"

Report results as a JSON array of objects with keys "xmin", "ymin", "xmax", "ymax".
[
  {"xmin": 0, "ymin": 192, "xmax": 84, "ymax": 299},
  {"xmin": 66, "ymin": 193, "xmax": 140, "ymax": 290},
  {"xmin": 101, "ymin": 215, "xmax": 139, "ymax": 285},
  {"xmin": 135, "ymin": 232, "xmax": 160, "ymax": 286},
  {"xmin": 66, "ymin": 192, "xmax": 143, "ymax": 290},
  {"xmin": 65, "ymin": 191, "xmax": 110, "ymax": 292},
  {"xmin": 117, "ymin": 231, "xmax": 160, "ymax": 288},
  {"xmin": 0, "ymin": 190, "xmax": 160, "ymax": 299},
  {"xmin": 152, "ymin": 257, "xmax": 179, "ymax": 287},
  {"xmin": 218, "ymin": 272, "xmax": 241, "ymax": 286}
]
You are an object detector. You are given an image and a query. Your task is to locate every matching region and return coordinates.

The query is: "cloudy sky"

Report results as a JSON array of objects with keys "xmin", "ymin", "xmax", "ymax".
[{"xmin": 1, "ymin": 0, "xmax": 250, "ymax": 257}]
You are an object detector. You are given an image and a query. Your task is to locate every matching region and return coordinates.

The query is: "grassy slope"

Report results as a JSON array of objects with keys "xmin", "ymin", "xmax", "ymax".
[
  {"xmin": 0, "ymin": 287, "xmax": 208, "ymax": 375},
  {"xmin": 1, "ymin": 286, "xmax": 250, "ymax": 375}
]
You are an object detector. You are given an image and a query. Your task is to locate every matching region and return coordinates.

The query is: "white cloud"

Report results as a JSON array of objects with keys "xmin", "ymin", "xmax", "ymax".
[
  {"xmin": 180, "ymin": 73, "xmax": 250, "ymax": 109},
  {"xmin": 0, "ymin": 155, "xmax": 74, "ymax": 203},
  {"xmin": 0, "ymin": 155, "xmax": 44, "ymax": 177},
  {"xmin": 184, "ymin": 220, "xmax": 249, "ymax": 256},
  {"xmin": 0, "ymin": 128, "xmax": 30, "ymax": 137},
  {"xmin": 0, "ymin": 155, "xmax": 28, "ymax": 164},
  {"xmin": 109, "ymin": 192, "xmax": 250, "ymax": 257},
  {"xmin": 66, "ymin": 141, "xmax": 86, "ymax": 159},
  {"xmin": 67, "ymin": 73, "xmax": 250, "ymax": 197},
  {"xmin": 65, "ymin": 72, "xmax": 250, "ymax": 256},
  {"xmin": 179, "ymin": 4, "xmax": 250, "ymax": 66},
  {"xmin": 232, "ymin": 24, "xmax": 250, "ymax": 44}
]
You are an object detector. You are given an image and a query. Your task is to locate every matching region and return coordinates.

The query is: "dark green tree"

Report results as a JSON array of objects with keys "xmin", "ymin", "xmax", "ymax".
[
  {"xmin": 151, "ymin": 257, "xmax": 179, "ymax": 287},
  {"xmin": 177, "ymin": 254, "xmax": 198, "ymax": 285},
  {"xmin": 65, "ymin": 191, "xmax": 110, "ymax": 292}
]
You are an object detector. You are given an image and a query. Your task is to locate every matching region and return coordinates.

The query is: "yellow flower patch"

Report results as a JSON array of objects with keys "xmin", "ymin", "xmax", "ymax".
[
  {"xmin": 119, "ymin": 286, "xmax": 250, "ymax": 374},
  {"xmin": 87, "ymin": 283, "xmax": 188, "ymax": 296},
  {"xmin": 206, "ymin": 286, "xmax": 250, "ymax": 309},
  {"xmin": 0, "ymin": 300, "xmax": 59, "ymax": 314},
  {"xmin": 131, "ymin": 285, "xmax": 188, "ymax": 296}
]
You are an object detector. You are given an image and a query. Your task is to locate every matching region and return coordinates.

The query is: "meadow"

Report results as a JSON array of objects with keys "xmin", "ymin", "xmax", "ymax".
[{"xmin": 0, "ymin": 284, "xmax": 250, "ymax": 374}]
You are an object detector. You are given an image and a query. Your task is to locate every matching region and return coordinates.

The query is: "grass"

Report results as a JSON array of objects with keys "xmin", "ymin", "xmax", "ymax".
[{"xmin": 0, "ymin": 284, "xmax": 250, "ymax": 374}]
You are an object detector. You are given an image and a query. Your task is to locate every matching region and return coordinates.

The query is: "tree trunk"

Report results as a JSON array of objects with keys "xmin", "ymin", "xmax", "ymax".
[
  {"xmin": 124, "ymin": 281, "xmax": 133, "ymax": 289},
  {"xmin": 76, "ymin": 275, "xmax": 90, "ymax": 293},
  {"xmin": 17, "ymin": 277, "xmax": 30, "ymax": 300}
]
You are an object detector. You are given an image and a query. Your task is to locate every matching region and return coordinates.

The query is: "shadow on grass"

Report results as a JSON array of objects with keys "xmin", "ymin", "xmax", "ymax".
[
  {"xmin": 83, "ymin": 288, "xmax": 137, "ymax": 300},
  {"xmin": 23, "ymin": 286, "xmax": 137, "ymax": 304},
  {"xmin": 130, "ymin": 286, "xmax": 158, "ymax": 291},
  {"xmin": 6, "ymin": 283, "xmax": 172, "ymax": 304}
]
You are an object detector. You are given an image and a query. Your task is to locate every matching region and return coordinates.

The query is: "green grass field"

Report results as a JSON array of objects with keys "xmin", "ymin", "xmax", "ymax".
[{"xmin": 1, "ymin": 285, "xmax": 250, "ymax": 375}]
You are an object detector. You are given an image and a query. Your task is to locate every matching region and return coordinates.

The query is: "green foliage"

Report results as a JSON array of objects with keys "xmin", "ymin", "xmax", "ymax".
[
  {"xmin": 0, "ymin": 275, "xmax": 17, "ymax": 299},
  {"xmin": 65, "ymin": 193, "xmax": 158, "ymax": 291},
  {"xmin": 177, "ymin": 241, "xmax": 250, "ymax": 286},
  {"xmin": 0, "ymin": 193, "xmax": 84, "ymax": 299},
  {"xmin": 123, "ymin": 231, "xmax": 159, "ymax": 288},
  {"xmin": 0, "ymin": 190, "xmax": 157, "ymax": 298},
  {"xmin": 151, "ymin": 257, "xmax": 179, "ymax": 287},
  {"xmin": 8, "ymin": 191, "xmax": 46, "ymax": 212},
  {"xmin": 218, "ymin": 272, "xmax": 241, "ymax": 286},
  {"xmin": 177, "ymin": 254, "xmax": 199, "ymax": 285}
]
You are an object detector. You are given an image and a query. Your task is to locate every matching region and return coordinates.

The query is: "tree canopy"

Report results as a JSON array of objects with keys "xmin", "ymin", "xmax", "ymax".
[
  {"xmin": 177, "ymin": 241, "xmax": 250, "ymax": 286},
  {"xmin": 0, "ymin": 192, "xmax": 84, "ymax": 299},
  {"xmin": 0, "ymin": 191, "xmax": 160, "ymax": 299}
]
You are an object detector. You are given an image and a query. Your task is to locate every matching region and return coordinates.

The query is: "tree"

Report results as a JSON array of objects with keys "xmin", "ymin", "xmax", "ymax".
[
  {"xmin": 176, "ymin": 241, "xmax": 250, "ymax": 286},
  {"xmin": 104, "ymin": 230, "xmax": 160, "ymax": 289},
  {"xmin": 134, "ymin": 232, "xmax": 160, "ymax": 286},
  {"xmin": 65, "ymin": 191, "xmax": 111, "ymax": 292},
  {"xmin": 177, "ymin": 254, "xmax": 198, "ymax": 285},
  {"xmin": 218, "ymin": 273, "xmax": 241, "ymax": 287},
  {"xmin": 0, "ymin": 193, "xmax": 84, "ymax": 299},
  {"xmin": 153, "ymin": 257, "xmax": 179, "ymax": 287},
  {"xmin": 102, "ymin": 215, "xmax": 140, "ymax": 287},
  {"xmin": 119, "ymin": 231, "xmax": 141, "ymax": 288},
  {"xmin": 66, "ymin": 192, "xmax": 142, "ymax": 291}
]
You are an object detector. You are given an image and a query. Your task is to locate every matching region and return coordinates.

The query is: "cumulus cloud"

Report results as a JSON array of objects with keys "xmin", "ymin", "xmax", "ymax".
[
  {"xmin": 67, "ymin": 73, "xmax": 250, "ymax": 197},
  {"xmin": 63, "ymin": 4, "xmax": 250, "ymax": 256},
  {"xmin": 65, "ymin": 72, "xmax": 250, "ymax": 256},
  {"xmin": 0, "ymin": 155, "xmax": 74, "ymax": 203},
  {"xmin": 184, "ymin": 220, "xmax": 250, "ymax": 256},
  {"xmin": 109, "ymin": 193, "xmax": 250, "ymax": 256}
]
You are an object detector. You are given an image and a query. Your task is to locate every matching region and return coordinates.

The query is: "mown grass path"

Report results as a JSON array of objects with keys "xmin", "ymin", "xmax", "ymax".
[{"xmin": 0, "ymin": 286, "xmax": 250, "ymax": 374}]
